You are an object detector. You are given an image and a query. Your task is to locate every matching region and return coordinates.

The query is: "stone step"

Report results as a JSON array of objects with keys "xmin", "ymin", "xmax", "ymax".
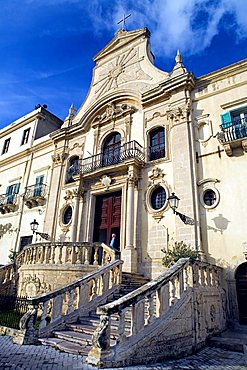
[
  {"xmin": 53, "ymin": 330, "xmax": 92, "ymax": 346},
  {"xmin": 209, "ymin": 329, "xmax": 247, "ymax": 353},
  {"xmin": 66, "ymin": 323, "xmax": 119, "ymax": 339},
  {"xmin": 39, "ymin": 337, "xmax": 90, "ymax": 355}
]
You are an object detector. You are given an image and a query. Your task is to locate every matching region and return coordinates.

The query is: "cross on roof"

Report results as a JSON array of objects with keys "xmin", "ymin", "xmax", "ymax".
[{"xmin": 117, "ymin": 14, "xmax": 131, "ymax": 31}]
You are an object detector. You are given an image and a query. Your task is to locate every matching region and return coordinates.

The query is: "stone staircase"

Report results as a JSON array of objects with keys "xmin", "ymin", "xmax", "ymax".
[
  {"xmin": 209, "ymin": 325, "xmax": 247, "ymax": 353},
  {"xmin": 39, "ymin": 272, "xmax": 149, "ymax": 355}
]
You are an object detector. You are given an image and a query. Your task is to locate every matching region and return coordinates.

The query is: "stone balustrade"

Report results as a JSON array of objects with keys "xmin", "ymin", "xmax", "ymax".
[
  {"xmin": 87, "ymin": 258, "xmax": 226, "ymax": 367},
  {"xmin": 16, "ymin": 242, "xmax": 115, "ymax": 268},
  {"xmin": 14, "ymin": 259, "xmax": 123, "ymax": 344}
]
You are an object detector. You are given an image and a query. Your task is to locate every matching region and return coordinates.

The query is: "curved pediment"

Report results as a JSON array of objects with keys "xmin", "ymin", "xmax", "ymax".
[{"xmin": 73, "ymin": 28, "xmax": 168, "ymax": 125}]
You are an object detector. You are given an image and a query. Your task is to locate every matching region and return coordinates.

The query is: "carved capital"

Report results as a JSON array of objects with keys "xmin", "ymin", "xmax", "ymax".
[
  {"xmin": 52, "ymin": 152, "xmax": 67, "ymax": 164},
  {"xmin": 166, "ymin": 103, "xmax": 191, "ymax": 123}
]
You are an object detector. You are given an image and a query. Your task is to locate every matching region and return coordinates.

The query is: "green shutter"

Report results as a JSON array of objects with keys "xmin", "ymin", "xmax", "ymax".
[
  {"xmin": 221, "ymin": 112, "xmax": 232, "ymax": 128},
  {"xmin": 35, "ymin": 175, "xmax": 44, "ymax": 185},
  {"xmin": 6, "ymin": 185, "xmax": 11, "ymax": 195},
  {"xmin": 14, "ymin": 183, "xmax": 20, "ymax": 194}
]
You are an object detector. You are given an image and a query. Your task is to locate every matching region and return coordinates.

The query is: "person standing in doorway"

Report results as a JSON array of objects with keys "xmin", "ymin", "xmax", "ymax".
[{"xmin": 110, "ymin": 233, "xmax": 116, "ymax": 249}]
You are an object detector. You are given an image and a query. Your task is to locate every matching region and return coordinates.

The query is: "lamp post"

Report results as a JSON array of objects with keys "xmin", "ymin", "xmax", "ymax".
[
  {"xmin": 168, "ymin": 192, "xmax": 195, "ymax": 225},
  {"xmin": 30, "ymin": 219, "xmax": 39, "ymax": 234},
  {"xmin": 167, "ymin": 192, "xmax": 180, "ymax": 214}
]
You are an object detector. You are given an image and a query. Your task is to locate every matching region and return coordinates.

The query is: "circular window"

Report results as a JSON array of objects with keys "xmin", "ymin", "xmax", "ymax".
[
  {"xmin": 151, "ymin": 186, "xmax": 167, "ymax": 210},
  {"xmin": 63, "ymin": 206, "xmax": 72, "ymax": 225},
  {"xmin": 203, "ymin": 189, "xmax": 216, "ymax": 207}
]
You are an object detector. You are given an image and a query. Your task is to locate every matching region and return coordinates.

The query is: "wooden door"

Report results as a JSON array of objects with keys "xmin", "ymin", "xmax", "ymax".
[
  {"xmin": 93, "ymin": 192, "xmax": 121, "ymax": 248},
  {"xmin": 236, "ymin": 263, "xmax": 247, "ymax": 324}
]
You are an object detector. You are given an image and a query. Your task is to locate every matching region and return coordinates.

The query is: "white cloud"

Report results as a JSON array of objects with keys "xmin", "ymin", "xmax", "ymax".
[{"xmin": 86, "ymin": 0, "xmax": 247, "ymax": 57}]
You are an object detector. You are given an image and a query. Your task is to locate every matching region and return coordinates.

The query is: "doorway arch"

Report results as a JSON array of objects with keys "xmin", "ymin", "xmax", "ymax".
[{"xmin": 235, "ymin": 262, "xmax": 247, "ymax": 324}]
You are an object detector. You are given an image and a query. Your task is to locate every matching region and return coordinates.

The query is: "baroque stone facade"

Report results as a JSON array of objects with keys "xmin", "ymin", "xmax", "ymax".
[{"xmin": 0, "ymin": 27, "xmax": 247, "ymax": 328}]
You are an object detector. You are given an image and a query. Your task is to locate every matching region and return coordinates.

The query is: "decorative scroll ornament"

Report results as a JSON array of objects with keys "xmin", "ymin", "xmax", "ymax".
[
  {"xmin": 149, "ymin": 167, "xmax": 165, "ymax": 184},
  {"xmin": 92, "ymin": 314, "xmax": 110, "ymax": 350},
  {"xmin": 93, "ymin": 103, "xmax": 135, "ymax": 126},
  {"xmin": 64, "ymin": 188, "xmax": 83, "ymax": 201}
]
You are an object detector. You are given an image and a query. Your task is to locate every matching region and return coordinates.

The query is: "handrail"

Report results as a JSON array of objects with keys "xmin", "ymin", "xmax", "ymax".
[
  {"xmin": 16, "ymin": 241, "xmax": 115, "ymax": 268},
  {"xmin": 19, "ymin": 259, "xmax": 123, "ymax": 338},
  {"xmin": 88, "ymin": 258, "xmax": 223, "ymax": 366},
  {"xmin": 97, "ymin": 258, "xmax": 191, "ymax": 315}
]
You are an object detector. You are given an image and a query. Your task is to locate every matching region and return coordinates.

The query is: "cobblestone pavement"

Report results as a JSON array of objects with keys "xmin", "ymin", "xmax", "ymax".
[{"xmin": 0, "ymin": 336, "xmax": 246, "ymax": 370}]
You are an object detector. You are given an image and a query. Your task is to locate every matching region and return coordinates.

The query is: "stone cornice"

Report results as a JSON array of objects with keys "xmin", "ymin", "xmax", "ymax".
[{"xmin": 196, "ymin": 58, "xmax": 247, "ymax": 86}]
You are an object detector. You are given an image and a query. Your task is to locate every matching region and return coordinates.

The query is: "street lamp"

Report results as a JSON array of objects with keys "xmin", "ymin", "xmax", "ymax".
[
  {"xmin": 30, "ymin": 219, "xmax": 39, "ymax": 234},
  {"xmin": 168, "ymin": 192, "xmax": 195, "ymax": 225},
  {"xmin": 168, "ymin": 192, "xmax": 180, "ymax": 214}
]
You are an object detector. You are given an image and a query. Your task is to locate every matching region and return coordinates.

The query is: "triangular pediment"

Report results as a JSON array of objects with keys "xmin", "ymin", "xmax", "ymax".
[{"xmin": 94, "ymin": 28, "xmax": 150, "ymax": 63}]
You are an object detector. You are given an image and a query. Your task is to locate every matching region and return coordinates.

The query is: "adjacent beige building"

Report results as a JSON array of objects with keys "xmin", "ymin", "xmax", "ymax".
[{"xmin": 0, "ymin": 28, "xmax": 246, "ymax": 325}]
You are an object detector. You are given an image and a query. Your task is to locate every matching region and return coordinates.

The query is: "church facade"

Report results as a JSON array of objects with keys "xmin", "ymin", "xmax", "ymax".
[{"xmin": 0, "ymin": 28, "xmax": 247, "ymax": 325}]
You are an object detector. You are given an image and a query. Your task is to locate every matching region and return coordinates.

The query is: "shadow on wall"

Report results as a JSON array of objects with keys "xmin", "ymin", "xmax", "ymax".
[{"xmin": 207, "ymin": 213, "xmax": 230, "ymax": 234}]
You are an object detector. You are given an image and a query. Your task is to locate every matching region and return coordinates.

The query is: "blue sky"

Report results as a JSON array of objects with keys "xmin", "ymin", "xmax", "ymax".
[{"xmin": 0, "ymin": 0, "xmax": 247, "ymax": 128}]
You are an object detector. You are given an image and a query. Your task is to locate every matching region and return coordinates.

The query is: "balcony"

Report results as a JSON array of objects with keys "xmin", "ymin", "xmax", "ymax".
[
  {"xmin": 0, "ymin": 194, "xmax": 18, "ymax": 214},
  {"xmin": 24, "ymin": 184, "xmax": 48, "ymax": 208},
  {"xmin": 78, "ymin": 140, "xmax": 145, "ymax": 175},
  {"xmin": 218, "ymin": 117, "xmax": 247, "ymax": 156}
]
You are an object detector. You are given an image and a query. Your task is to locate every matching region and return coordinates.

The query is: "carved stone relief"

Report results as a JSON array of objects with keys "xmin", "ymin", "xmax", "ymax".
[
  {"xmin": 21, "ymin": 274, "xmax": 51, "ymax": 297},
  {"xmin": 94, "ymin": 47, "xmax": 152, "ymax": 98}
]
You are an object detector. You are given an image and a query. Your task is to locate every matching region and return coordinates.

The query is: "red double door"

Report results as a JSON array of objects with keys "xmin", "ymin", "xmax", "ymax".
[{"xmin": 93, "ymin": 192, "xmax": 121, "ymax": 249}]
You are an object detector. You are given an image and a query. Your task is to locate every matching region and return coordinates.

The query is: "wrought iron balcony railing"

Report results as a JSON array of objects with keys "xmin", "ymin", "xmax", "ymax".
[
  {"xmin": 219, "ymin": 117, "xmax": 247, "ymax": 143},
  {"xmin": 24, "ymin": 184, "xmax": 48, "ymax": 200},
  {"xmin": 0, "ymin": 194, "xmax": 18, "ymax": 213},
  {"xmin": 23, "ymin": 184, "xmax": 48, "ymax": 208},
  {"xmin": 79, "ymin": 140, "xmax": 145, "ymax": 175}
]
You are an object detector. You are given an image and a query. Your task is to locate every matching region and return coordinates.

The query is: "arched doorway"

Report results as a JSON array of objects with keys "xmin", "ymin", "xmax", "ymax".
[{"xmin": 236, "ymin": 262, "xmax": 247, "ymax": 324}]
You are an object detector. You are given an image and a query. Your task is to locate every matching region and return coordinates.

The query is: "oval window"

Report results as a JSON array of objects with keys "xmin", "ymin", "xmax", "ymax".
[
  {"xmin": 203, "ymin": 189, "xmax": 216, "ymax": 207},
  {"xmin": 63, "ymin": 206, "xmax": 72, "ymax": 225},
  {"xmin": 151, "ymin": 187, "xmax": 166, "ymax": 210}
]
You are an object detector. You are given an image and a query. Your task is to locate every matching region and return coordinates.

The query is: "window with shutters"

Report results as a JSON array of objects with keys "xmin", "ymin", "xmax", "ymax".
[
  {"xmin": 218, "ymin": 107, "xmax": 247, "ymax": 155},
  {"xmin": 6, "ymin": 183, "xmax": 20, "ymax": 204}
]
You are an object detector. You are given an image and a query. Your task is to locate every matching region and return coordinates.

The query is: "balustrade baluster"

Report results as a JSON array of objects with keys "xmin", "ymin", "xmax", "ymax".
[
  {"xmin": 71, "ymin": 244, "xmax": 77, "ymax": 264},
  {"xmin": 102, "ymin": 270, "xmax": 110, "ymax": 293},
  {"xmin": 193, "ymin": 263, "xmax": 199, "ymax": 286},
  {"xmin": 76, "ymin": 246, "xmax": 82, "ymax": 264},
  {"xmin": 178, "ymin": 271, "xmax": 184, "ymax": 297},
  {"xmin": 51, "ymin": 294, "xmax": 63, "ymax": 322},
  {"xmin": 132, "ymin": 300, "xmax": 145, "ymax": 334},
  {"xmin": 146, "ymin": 293, "xmax": 155, "ymax": 324},
  {"xmin": 84, "ymin": 247, "xmax": 90, "ymax": 265},
  {"xmin": 93, "ymin": 247, "xmax": 99, "ymax": 265},
  {"xmin": 91, "ymin": 279, "xmax": 97, "ymax": 300},
  {"xmin": 39, "ymin": 300, "xmax": 49, "ymax": 330},
  {"xmin": 66, "ymin": 290, "xmax": 75, "ymax": 314},
  {"xmin": 51, "ymin": 245, "xmax": 56, "ymax": 264},
  {"xmin": 157, "ymin": 284, "xmax": 169, "ymax": 317},
  {"xmin": 117, "ymin": 308, "xmax": 127, "ymax": 344},
  {"xmin": 58, "ymin": 246, "xmax": 63, "ymax": 264},
  {"xmin": 41, "ymin": 245, "xmax": 45, "ymax": 263},
  {"xmin": 61, "ymin": 246, "xmax": 67, "ymax": 264},
  {"xmin": 206, "ymin": 267, "xmax": 211, "ymax": 286},
  {"xmin": 169, "ymin": 279, "xmax": 176, "ymax": 305},
  {"xmin": 78, "ymin": 283, "xmax": 89, "ymax": 307}
]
